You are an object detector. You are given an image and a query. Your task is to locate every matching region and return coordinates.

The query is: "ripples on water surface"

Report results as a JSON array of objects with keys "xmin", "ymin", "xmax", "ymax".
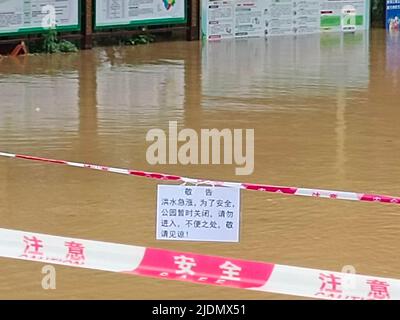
[{"xmin": 0, "ymin": 30, "xmax": 399, "ymax": 299}]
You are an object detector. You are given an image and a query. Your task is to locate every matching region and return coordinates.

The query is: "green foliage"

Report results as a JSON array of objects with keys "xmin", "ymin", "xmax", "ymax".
[
  {"xmin": 124, "ymin": 34, "xmax": 156, "ymax": 46},
  {"xmin": 43, "ymin": 28, "xmax": 60, "ymax": 53},
  {"xmin": 58, "ymin": 40, "xmax": 78, "ymax": 53},
  {"xmin": 29, "ymin": 27, "xmax": 78, "ymax": 54}
]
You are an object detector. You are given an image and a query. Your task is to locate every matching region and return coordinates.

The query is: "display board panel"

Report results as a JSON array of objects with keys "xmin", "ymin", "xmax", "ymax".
[
  {"xmin": 95, "ymin": 0, "xmax": 187, "ymax": 29},
  {"xmin": 202, "ymin": 0, "xmax": 370, "ymax": 40},
  {"xmin": 0, "ymin": 0, "xmax": 80, "ymax": 36}
]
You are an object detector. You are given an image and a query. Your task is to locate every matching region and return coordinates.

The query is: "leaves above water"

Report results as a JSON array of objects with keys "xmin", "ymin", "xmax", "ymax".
[
  {"xmin": 124, "ymin": 34, "xmax": 156, "ymax": 46},
  {"xmin": 58, "ymin": 40, "xmax": 78, "ymax": 53},
  {"xmin": 36, "ymin": 28, "xmax": 78, "ymax": 54}
]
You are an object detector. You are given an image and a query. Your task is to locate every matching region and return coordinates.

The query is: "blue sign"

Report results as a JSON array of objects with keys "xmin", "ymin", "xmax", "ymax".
[{"xmin": 387, "ymin": 0, "xmax": 400, "ymax": 30}]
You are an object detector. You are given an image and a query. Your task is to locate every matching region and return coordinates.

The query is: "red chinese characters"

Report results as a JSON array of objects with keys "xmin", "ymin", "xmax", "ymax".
[
  {"xmin": 19, "ymin": 235, "xmax": 86, "ymax": 265},
  {"xmin": 315, "ymin": 272, "xmax": 391, "ymax": 300},
  {"xmin": 367, "ymin": 280, "xmax": 390, "ymax": 300},
  {"xmin": 65, "ymin": 241, "xmax": 85, "ymax": 265},
  {"xmin": 22, "ymin": 236, "xmax": 44, "ymax": 258},
  {"xmin": 319, "ymin": 273, "xmax": 342, "ymax": 294}
]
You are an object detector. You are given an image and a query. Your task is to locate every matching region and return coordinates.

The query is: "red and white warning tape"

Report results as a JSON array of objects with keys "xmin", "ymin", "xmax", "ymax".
[
  {"xmin": 0, "ymin": 227, "xmax": 398, "ymax": 300},
  {"xmin": 1, "ymin": 151, "xmax": 400, "ymax": 205}
]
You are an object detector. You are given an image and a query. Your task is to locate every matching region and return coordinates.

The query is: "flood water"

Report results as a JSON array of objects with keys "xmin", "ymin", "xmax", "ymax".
[{"xmin": 0, "ymin": 29, "xmax": 399, "ymax": 299}]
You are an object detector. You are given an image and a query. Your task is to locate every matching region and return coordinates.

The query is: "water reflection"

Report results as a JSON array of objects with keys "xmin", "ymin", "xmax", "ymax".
[
  {"xmin": 0, "ymin": 30, "xmax": 399, "ymax": 299},
  {"xmin": 386, "ymin": 29, "xmax": 400, "ymax": 86}
]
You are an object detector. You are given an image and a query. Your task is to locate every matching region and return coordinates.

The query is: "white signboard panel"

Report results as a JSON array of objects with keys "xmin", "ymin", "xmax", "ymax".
[
  {"xmin": 0, "ymin": 0, "xmax": 79, "ymax": 35},
  {"xmin": 95, "ymin": 0, "xmax": 186, "ymax": 28},
  {"xmin": 156, "ymin": 185, "xmax": 241, "ymax": 242}
]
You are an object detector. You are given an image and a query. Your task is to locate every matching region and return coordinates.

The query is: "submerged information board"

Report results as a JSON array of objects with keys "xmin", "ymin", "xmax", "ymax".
[
  {"xmin": 320, "ymin": 0, "xmax": 366, "ymax": 32},
  {"xmin": 0, "ymin": 0, "xmax": 80, "ymax": 36},
  {"xmin": 386, "ymin": 0, "xmax": 400, "ymax": 31},
  {"xmin": 95, "ymin": 0, "xmax": 186, "ymax": 29},
  {"xmin": 202, "ymin": 0, "xmax": 370, "ymax": 40},
  {"xmin": 235, "ymin": 0, "xmax": 264, "ymax": 38},
  {"xmin": 202, "ymin": 0, "xmax": 235, "ymax": 40}
]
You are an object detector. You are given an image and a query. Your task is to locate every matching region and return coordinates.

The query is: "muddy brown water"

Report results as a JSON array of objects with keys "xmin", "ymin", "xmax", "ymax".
[{"xmin": 0, "ymin": 29, "xmax": 399, "ymax": 299}]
